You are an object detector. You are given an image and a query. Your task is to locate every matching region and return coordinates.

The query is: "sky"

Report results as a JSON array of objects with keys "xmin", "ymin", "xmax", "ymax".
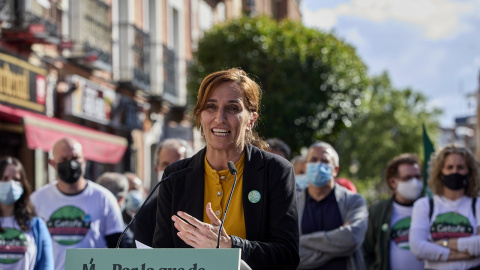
[{"xmin": 301, "ymin": 0, "xmax": 480, "ymax": 128}]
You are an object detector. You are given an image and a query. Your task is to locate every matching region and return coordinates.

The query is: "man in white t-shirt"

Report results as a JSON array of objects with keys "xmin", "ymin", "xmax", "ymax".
[
  {"xmin": 31, "ymin": 137, "xmax": 124, "ymax": 270},
  {"xmin": 362, "ymin": 153, "xmax": 425, "ymax": 270}
]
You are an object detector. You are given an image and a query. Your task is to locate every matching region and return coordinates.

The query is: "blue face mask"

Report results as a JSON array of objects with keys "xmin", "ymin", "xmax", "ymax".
[
  {"xmin": 295, "ymin": 174, "xmax": 309, "ymax": 190},
  {"xmin": 125, "ymin": 190, "xmax": 144, "ymax": 212},
  {"xmin": 306, "ymin": 162, "xmax": 332, "ymax": 188},
  {"xmin": 0, "ymin": 180, "xmax": 24, "ymax": 205}
]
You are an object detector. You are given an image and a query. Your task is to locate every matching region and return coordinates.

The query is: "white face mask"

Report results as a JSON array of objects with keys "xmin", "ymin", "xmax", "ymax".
[
  {"xmin": 0, "ymin": 180, "xmax": 24, "ymax": 205},
  {"xmin": 396, "ymin": 178, "xmax": 423, "ymax": 201},
  {"xmin": 157, "ymin": 171, "xmax": 164, "ymax": 182}
]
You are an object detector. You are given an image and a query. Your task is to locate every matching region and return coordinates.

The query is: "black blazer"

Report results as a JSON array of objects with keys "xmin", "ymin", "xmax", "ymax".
[
  {"xmin": 152, "ymin": 144, "xmax": 299, "ymax": 270},
  {"xmin": 132, "ymin": 193, "xmax": 158, "ymax": 247}
]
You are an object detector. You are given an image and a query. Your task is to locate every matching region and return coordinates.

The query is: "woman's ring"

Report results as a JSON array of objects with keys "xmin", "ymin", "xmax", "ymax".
[{"xmin": 191, "ymin": 228, "xmax": 196, "ymax": 234}]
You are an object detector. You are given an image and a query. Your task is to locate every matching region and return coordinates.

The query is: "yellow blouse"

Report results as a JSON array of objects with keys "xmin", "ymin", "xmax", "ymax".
[{"xmin": 203, "ymin": 154, "xmax": 246, "ymax": 238}]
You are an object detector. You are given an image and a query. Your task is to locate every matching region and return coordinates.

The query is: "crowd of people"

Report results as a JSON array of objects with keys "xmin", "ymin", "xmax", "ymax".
[{"xmin": 1, "ymin": 68, "xmax": 480, "ymax": 270}]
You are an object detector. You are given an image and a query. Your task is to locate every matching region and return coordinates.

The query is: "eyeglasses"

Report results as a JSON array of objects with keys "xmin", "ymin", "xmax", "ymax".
[{"xmin": 396, "ymin": 175, "xmax": 422, "ymax": 181}]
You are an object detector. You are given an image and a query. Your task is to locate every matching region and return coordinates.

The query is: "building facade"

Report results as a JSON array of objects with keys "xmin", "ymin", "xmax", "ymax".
[{"xmin": 0, "ymin": 0, "xmax": 301, "ymax": 190}]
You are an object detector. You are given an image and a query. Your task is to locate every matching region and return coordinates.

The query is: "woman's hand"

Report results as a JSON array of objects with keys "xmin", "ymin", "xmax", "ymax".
[
  {"xmin": 434, "ymin": 238, "xmax": 459, "ymax": 251},
  {"xmin": 172, "ymin": 202, "xmax": 232, "ymax": 248},
  {"xmin": 434, "ymin": 238, "xmax": 458, "ymax": 250},
  {"xmin": 434, "ymin": 238, "xmax": 473, "ymax": 261},
  {"xmin": 448, "ymin": 250, "xmax": 473, "ymax": 261}
]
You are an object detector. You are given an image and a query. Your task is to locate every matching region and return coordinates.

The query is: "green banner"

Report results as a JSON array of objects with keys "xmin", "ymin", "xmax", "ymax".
[{"xmin": 66, "ymin": 248, "xmax": 241, "ymax": 270}]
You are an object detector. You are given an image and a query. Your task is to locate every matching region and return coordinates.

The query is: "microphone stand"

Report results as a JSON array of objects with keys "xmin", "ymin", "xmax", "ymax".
[
  {"xmin": 216, "ymin": 161, "xmax": 238, "ymax": 248},
  {"xmin": 116, "ymin": 167, "xmax": 192, "ymax": 248}
]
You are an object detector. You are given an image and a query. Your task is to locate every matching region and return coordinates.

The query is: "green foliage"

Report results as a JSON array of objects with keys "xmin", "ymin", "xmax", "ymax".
[
  {"xmin": 188, "ymin": 16, "xmax": 370, "ymax": 154},
  {"xmin": 188, "ymin": 16, "xmax": 441, "ymax": 204},
  {"xmin": 334, "ymin": 72, "xmax": 442, "ymax": 194},
  {"xmin": 353, "ymin": 176, "xmax": 391, "ymax": 207}
]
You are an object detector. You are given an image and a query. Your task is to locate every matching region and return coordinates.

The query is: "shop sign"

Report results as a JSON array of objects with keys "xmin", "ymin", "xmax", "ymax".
[
  {"xmin": 69, "ymin": 75, "xmax": 116, "ymax": 124},
  {"xmin": 0, "ymin": 52, "xmax": 46, "ymax": 112}
]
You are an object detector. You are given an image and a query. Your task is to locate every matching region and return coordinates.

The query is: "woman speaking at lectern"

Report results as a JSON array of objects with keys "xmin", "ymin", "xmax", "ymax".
[{"xmin": 152, "ymin": 68, "xmax": 299, "ymax": 269}]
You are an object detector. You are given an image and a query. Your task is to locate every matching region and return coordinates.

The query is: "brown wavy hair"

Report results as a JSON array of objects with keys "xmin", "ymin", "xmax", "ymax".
[
  {"xmin": 193, "ymin": 68, "xmax": 268, "ymax": 150},
  {"xmin": 428, "ymin": 144, "xmax": 480, "ymax": 197},
  {"xmin": 0, "ymin": 157, "xmax": 36, "ymax": 231}
]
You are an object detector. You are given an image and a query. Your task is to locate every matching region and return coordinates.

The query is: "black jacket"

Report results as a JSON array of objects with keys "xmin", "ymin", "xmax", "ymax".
[
  {"xmin": 362, "ymin": 198, "xmax": 393, "ymax": 270},
  {"xmin": 152, "ymin": 144, "xmax": 300, "ymax": 270},
  {"xmin": 132, "ymin": 193, "xmax": 157, "ymax": 247}
]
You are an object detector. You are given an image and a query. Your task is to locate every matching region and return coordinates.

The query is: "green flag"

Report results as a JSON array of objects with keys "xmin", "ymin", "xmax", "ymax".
[{"xmin": 422, "ymin": 124, "xmax": 434, "ymax": 197}]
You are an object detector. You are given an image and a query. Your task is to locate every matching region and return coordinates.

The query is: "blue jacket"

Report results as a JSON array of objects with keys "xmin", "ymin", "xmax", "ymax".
[{"xmin": 31, "ymin": 216, "xmax": 54, "ymax": 270}]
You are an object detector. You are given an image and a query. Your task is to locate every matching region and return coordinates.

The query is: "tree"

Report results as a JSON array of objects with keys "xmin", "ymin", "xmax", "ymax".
[
  {"xmin": 333, "ymin": 72, "xmax": 441, "ymax": 202},
  {"xmin": 188, "ymin": 16, "xmax": 370, "ymax": 154}
]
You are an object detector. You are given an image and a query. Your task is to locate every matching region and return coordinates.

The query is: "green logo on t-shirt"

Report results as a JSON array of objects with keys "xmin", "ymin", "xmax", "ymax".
[
  {"xmin": 47, "ymin": 206, "xmax": 91, "ymax": 245},
  {"xmin": 430, "ymin": 212, "xmax": 473, "ymax": 240},
  {"xmin": 391, "ymin": 217, "xmax": 411, "ymax": 250},
  {"xmin": 0, "ymin": 228, "xmax": 28, "ymax": 264}
]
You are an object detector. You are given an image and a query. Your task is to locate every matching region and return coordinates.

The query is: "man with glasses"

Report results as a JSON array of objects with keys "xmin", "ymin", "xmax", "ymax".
[{"xmin": 363, "ymin": 154, "xmax": 425, "ymax": 270}]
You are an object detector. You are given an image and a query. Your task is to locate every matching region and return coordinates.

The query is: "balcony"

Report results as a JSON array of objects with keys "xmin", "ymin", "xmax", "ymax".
[
  {"xmin": 132, "ymin": 25, "xmax": 150, "ymax": 91},
  {"xmin": 0, "ymin": 1, "xmax": 10, "ymax": 22},
  {"xmin": 1, "ymin": 0, "xmax": 60, "ymax": 47},
  {"xmin": 67, "ymin": 0, "xmax": 112, "ymax": 71},
  {"xmin": 84, "ymin": 42, "xmax": 111, "ymax": 66},
  {"xmin": 163, "ymin": 45, "xmax": 176, "ymax": 97},
  {"xmin": 117, "ymin": 23, "xmax": 151, "ymax": 91},
  {"xmin": 203, "ymin": 0, "xmax": 224, "ymax": 8}
]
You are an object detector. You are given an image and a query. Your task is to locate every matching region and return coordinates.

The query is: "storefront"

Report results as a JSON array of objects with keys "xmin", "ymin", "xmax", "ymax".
[
  {"xmin": 0, "ymin": 52, "xmax": 127, "ymax": 190},
  {"xmin": 56, "ymin": 74, "xmax": 142, "ymax": 181}
]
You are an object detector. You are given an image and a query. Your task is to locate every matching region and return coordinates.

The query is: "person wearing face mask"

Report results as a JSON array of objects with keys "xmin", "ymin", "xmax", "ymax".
[
  {"xmin": 0, "ymin": 157, "xmax": 53, "ymax": 270},
  {"xmin": 409, "ymin": 144, "xmax": 480, "ymax": 269},
  {"xmin": 96, "ymin": 172, "xmax": 135, "ymax": 248},
  {"xmin": 122, "ymin": 173, "xmax": 146, "ymax": 225},
  {"xmin": 291, "ymin": 155, "xmax": 308, "ymax": 195},
  {"xmin": 30, "ymin": 138, "xmax": 124, "ymax": 270},
  {"xmin": 362, "ymin": 153, "xmax": 424, "ymax": 270},
  {"xmin": 133, "ymin": 138, "xmax": 192, "ymax": 247},
  {"xmin": 297, "ymin": 141, "xmax": 368, "ymax": 270}
]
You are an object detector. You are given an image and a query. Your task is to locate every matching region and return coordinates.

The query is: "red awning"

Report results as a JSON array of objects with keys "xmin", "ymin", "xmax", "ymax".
[{"xmin": 0, "ymin": 104, "xmax": 128, "ymax": 164}]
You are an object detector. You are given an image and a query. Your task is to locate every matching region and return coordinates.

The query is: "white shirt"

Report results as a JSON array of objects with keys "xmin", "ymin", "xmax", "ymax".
[
  {"xmin": 31, "ymin": 180, "xmax": 124, "ymax": 270},
  {"xmin": 389, "ymin": 201, "xmax": 424, "ymax": 270},
  {"xmin": 410, "ymin": 195, "xmax": 480, "ymax": 270},
  {"xmin": 0, "ymin": 216, "xmax": 36, "ymax": 270}
]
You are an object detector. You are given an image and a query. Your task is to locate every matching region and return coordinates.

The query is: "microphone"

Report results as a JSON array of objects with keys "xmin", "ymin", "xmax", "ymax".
[
  {"xmin": 227, "ymin": 161, "xmax": 237, "ymax": 174},
  {"xmin": 216, "ymin": 161, "xmax": 238, "ymax": 248},
  {"xmin": 116, "ymin": 167, "xmax": 193, "ymax": 248}
]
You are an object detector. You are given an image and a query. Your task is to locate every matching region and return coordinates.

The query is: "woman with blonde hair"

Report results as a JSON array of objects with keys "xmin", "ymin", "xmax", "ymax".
[{"xmin": 410, "ymin": 144, "xmax": 480, "ymax": 269}]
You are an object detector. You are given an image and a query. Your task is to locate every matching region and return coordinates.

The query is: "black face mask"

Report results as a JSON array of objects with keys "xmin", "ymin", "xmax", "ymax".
[
  {"xmin": 442, "ymin": 173, "xmax": 468, "ymax": 191},
  {"xmin": 57, "ymin": 160, "xmax": 83, "ymax": 184}
]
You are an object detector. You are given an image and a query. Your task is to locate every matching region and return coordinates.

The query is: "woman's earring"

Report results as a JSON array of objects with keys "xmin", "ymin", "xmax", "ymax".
[
  {"xmin": 200, "ymin": 126, "xmax": 205, "ymax": 138},
  {"xmin": 246, "ymin": 127, "xmax": 253, "ymax": 143}
]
